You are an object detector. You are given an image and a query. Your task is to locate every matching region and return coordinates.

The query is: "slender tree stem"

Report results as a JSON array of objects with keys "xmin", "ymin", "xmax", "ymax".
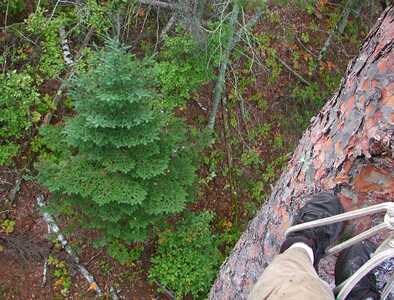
[{"xmin": 207, "ymin": 2, "xmax": 240, "ymax": 130}]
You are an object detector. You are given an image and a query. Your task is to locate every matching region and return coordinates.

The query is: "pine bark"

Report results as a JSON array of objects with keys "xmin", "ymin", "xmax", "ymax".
[{"xmin": 210, "ymin": 6, "xmax": 394, "ymax": 299}]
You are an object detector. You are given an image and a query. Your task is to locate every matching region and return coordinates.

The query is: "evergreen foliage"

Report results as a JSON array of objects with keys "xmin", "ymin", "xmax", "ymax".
[
  {"xmin": 37, "ymin": 44, "xmax": 197, "ymax": 250},
  {"xmin": 149, "ymin": 212, "xmax": 222, "ymax": 299}
]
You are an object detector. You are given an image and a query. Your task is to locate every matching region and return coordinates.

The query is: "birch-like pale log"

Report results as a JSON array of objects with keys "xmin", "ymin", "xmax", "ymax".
[{"xmin": 37, "ymin": 195, "xmax": 107, "ymax": 297}]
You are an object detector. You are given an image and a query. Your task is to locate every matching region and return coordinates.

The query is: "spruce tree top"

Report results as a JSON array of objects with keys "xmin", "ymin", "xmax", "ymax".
[{"xmin": 37, "ymin": 43, "xmax": 197, "ymax": 243}]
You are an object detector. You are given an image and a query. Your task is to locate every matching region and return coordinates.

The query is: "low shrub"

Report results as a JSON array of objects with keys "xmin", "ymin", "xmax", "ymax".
[{"xmin": 149, "ymin": 212, "xmax": 222, "ymax": 299}]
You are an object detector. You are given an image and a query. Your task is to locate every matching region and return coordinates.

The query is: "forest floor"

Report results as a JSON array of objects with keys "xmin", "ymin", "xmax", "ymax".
[{"xmin": 0, "ymin": 1, "xmax": 385, "ymax": 299}]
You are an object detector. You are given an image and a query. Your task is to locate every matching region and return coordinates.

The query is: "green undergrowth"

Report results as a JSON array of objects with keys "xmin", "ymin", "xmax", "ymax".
[
  {"xmin": 0, "ymin": 71, "xmax": 40, "ymax": 165},
  {"xmin": 158, "ymin": 34, "xmax": 216, "ymax": 108},
  {"xmin": 149, "ymin": 212, "xmax": 222, "ymax": 299},
  {"xmin": 1, "ymin": 6, "xmax": 73, "ymax": 167}
]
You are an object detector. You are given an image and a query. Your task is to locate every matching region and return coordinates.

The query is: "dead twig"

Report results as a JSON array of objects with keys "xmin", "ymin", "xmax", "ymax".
[
  {"xmin": 154, "ymin": 280, "xmax": 175, "ymax": 300},
  {"xmin": 222, "ymin": 96, "xmax": 239, "ymax": 224},
  {"xmin": 85, "ymin": 249, "xmax": 103, "ymax": 266},
  {"xmin": 4, "ymin": 0, "xmax": 9, "ymax": 32},
  {"xmin": 207, "ymin": 7, "xmax": 263, "ymax": 129},
  {"xmin": 0, "ymin": 233, "xmax": 49, "ymax": 264},
  {"xmin": 318, "ymin": 0, "xmax": 355, "ymax": 61},
  {"xmin": 0, "ymin": 210, "xmax": 15, "ymax": 215},
  {"xmin": 138, "ymin": 5, "xmax": 152, "ymax": 38},
  {"xmin": 41, "ymin": 257, "xmax": 48, "ymax": 287},
  {"xmin": 276, "ymin": 55, "xmax": 311, "ymax": 86},
  {"xmin": 295, "ymin": 36, "xmax": 318, "ymax": 58},
  {"xmin": 9, "ymin": 177, "xmax": 21, "ymax": 203},
  {"xmin": 159, "ymin": 13, "xmax": 177, "ymax": 41},
  {"xmin": 138, "ymin": 0, "xmax": 177, "ymax": 10},
  {"xmin": 42, "ymin": 27, "xmax": 94, "ymax": 126},
  {"xmin": 0, "ymin": 178, "xmax": 13, "ymax": 186},
  {"xmin": 207, "ymin": 2, "xmax": 240, "ymax": 130},
  {"xmin": 110, "ymin": 287, "xmax": 120, "ymax": 300},
  {"xmin": 154, "ymin": 7, "xmax": 160, "ymax": 52},
  {"xmin": 234, "ymin": 8, "xmax": 263, "ymax": 45}
]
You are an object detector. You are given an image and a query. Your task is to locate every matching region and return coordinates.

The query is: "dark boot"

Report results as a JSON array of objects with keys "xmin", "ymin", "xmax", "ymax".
[
  {"xmin": 335, "ymin": 240, "xmax": 380, "ymax": 300},
  {"xmin": 280, "ymin": 191, "xmax": 344, "ymax": 269}
]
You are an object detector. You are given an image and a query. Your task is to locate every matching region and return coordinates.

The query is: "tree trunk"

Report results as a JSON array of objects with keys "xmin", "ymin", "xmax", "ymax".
[
  {"xmin": 210, "ymin": 6, "xmax": 394, "ymax": 300},
  {"xmin": 174, "ymin": 0, "xmax": 208, "ymax": 48},
  {"xmin": 207, "ymin": 2, "xmax": 240, "ymax": 130}
]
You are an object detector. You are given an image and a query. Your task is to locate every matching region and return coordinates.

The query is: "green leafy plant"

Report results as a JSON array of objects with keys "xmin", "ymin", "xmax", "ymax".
[
  {"xmin": 106, "ymin": 240, "xmax": 143, "ymax": 265},
  {"xmin": 268, "ymin": 10, "xmax": 281, "ymax": 24},
  {"xmin": 273, "ymin": 134, "xmax": 284, "ymax": 151},
  {"xmin": 301, "ymin": 32, "xmax": 310, "ymax": 43},
  {"xmin": 257, "ymin": 123, "xmax": 271, "ymax": 139},
  {"xmin": 149, "ymin": 212, "xmax": 222, "ymax": 299},
  {"xmin": 158, "ymin": 34, "xmax": 215, "ymax": 108},
  {"xmin": 26, "ymin": 8, "xmax": 66, "ymax": 78},
  {"xmin": 0, "ymin": 71, "xmax": 40, "ymax": 165},
  {"xmin": 296, "ymin": 0, "xmax": 315, "ymax": 15},
  {"xmin": 291, "ymin": 68, "xmax": 341, "ymax": 130},
  {"xmin": 255, "ymin": 34, "xmax": 282, "ymax": 83},
  {"xmin": 81, "ymin": 0, "xmax": 111, "ymax": 34},
  {"xmin": 266, "ymin": 48, "xmax": 282, "ymax": 83},
  {"xmin": 32, "ymin": 125, "xmax": 69, "ymax": 163},
  {"xmin": 1, "ymin": 0, "xmax": 25, "ymax": 15},
  {"xmin": 48, "ymin": 256, "xmax": 71, "ymax": 297},
  {"xmin": 292, "ymin": 82, "xmax": 323, "ymax": 107},
  {"xmin": 247, "ymin": 123, "xmax": 271, "ymax": 142},
  {"xmin": 37, "ymin": 43, "xmax": 197, "ymax": 253},
  {"xmin": 241, "ymin": 148, "xmax": 263, "ymax": 168},
  {"xmin": 0, "ymin": 219, "xmax": 15, "ymax": 234},
  {"xmin": 99, "ymin": 259, "xmax": 112, "ymax": 276},
  {"xmin": 251, "ymin": 92, "xmax": 268, "ymax": 112},
  {"xmin": 249, "ymin": 179, "xmax": 267, "ymax": 204}
]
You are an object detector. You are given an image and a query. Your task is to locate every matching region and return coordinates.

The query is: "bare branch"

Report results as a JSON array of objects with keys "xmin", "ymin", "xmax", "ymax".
[
  {"xmin": 234, "ymin": 8, "xmax": 263, "ymax": 45},
  {"xmin": 318, "ymin": 0, "xmax": 356, "ymax": 61},
  {"xmin": 59, "ymin": 26, "xmax": 74, "ymax": 66},
  {"xmin": 208, "ymin": 7, "xmax": 263, "ymax": 130},
  {"xmin": 9, "ymin": 177, "xmax": 21, "ymax": 203},
  {"xmin": 154, "ymin": 280, "xmax": 176, "ymax": 300},
  {"xmin": 138, "ymin": 0, "xmax": 177, "ymax": 10},
  {"xmin": 41, "ymin": 258, "xmax": 48, "ymax": 287},
  {"xmin": 276, "ymin": 55, "xmax": 311, "ymax": 86},
  {"xmin": 159, "ymin": 13, "xmax": 177, "ymax": 40},
  {"xmin": 42, "ymin": 27, "xmax": 94, "ymax": 126},
  {"xmin": 207, "ymin": 2, "xmax": 240, "ymax": 130}
]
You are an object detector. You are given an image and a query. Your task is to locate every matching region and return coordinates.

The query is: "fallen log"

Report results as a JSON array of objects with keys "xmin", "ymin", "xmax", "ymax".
[
  {"xmin": 36, "ymin": 195, "xmax": 104, "ymax": 297},
  {"xmin": 210, "ymin": 6, "xmax": 394, "ymax": 299}
]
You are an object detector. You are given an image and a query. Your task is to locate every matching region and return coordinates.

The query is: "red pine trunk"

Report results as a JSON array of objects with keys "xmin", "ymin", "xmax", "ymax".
[{"xmin": 210, "ymin": 6, "xmax": 394, "ymax": 299}]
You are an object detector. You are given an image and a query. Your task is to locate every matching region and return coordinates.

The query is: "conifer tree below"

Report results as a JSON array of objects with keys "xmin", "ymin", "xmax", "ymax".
[{"xmin": 37, "ymin": 44, "xmax": 197, "ymax": 248}]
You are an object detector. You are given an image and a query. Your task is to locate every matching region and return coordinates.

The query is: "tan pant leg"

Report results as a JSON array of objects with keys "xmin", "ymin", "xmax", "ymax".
[{"xmin": 248, "ymin": 247, "xmax": 334, "ymax": 300}]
